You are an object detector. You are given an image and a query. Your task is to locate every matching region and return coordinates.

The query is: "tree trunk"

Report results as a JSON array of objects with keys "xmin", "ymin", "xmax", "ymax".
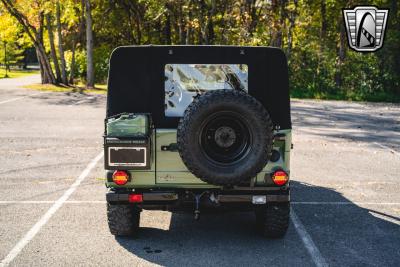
[
  {"xmin": 247, "ymin": 0, "xmax": 262, "ymax": 38},
  {"xmin": 46, "ymin": 14, "xmax": 61, "ymax": 83},
  {"xmin": 205, "ymin": 0, "xmax": 216, "ymax": 44},
  {"xmin": 335, "ymin": 14, "xmax": 346, "ymax": 88},
  {"xmin": 56, "ymin": 1, "xmax": 68, "ymax": 85},
  {"xmin": 69, "ymin": 37, "xmax": 76, "ymax": 84},
  {"xmin": 320, "ymin": 0, "xmax": 327, "ymax": 41},
  {"xmin": 39, "ymin": 12, "xmax": 55, "ymax": 84},
  {"xmin": 38, "ymin": 12, "xmax": 44, "ymax": 44},
  {"xmin": 1, "ymin": 0, "xmax": 55, "ymax": 84},
  {"xmin": 156, "ymin": 18, "xmax": 163, "ymax": 44},
  {"xmin": 37, "ymin": 13, "xmax": 56, "ymax": 84},
  {"xmin": 219, "ymin": 1, "xmax": 228, "ymax": 45},
  {"xmin": 390, "ymin": 0, "xmax": 400, "ymax": 94},
  {"xmin": 286, "ymin": 0, "xmax": 298, "ymax": 60},
  {"xmin": 320, "ymin": 0, "xmax": 327, "ymax": 54},
  {"xmin": 185, "ymin": 0, "xmax": 193, "ymax": 44},
  {"xmin": 270, "ymin": 0, "xmax": 285, "ymax": 48},
  {"xmin": 4, "ymin": 42, "xmax": 8, "ymax": 77},
  {"xmin": 35, "ymin": 43, "xmax": 55, "ymax": 84},
  {"xmin": 85, "ymin": 0, "xmax": 95, "ymax": 88},
  {"xmin": 164, "ymin": 12, "xmax": 172, "ymax": 44},
  {"xmin": 178, "ymin": 4, "xmax": 186, "ymax": 44},
  {"xmin": 198, "ymin": 0, "xmax": 206, "ymax": 44},
  {"xmin": 35, "ymin": 48, "xmax": 44, "ymax": 80}
]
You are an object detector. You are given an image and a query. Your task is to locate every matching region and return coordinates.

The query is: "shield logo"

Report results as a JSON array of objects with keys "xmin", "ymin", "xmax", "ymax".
[{"xmin": 343, "ymin": 6, "xmax": 389, "ymax": 52}]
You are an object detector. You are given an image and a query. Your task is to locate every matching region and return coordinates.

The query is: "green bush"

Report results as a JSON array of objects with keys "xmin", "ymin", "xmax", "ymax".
[
  {"xmin": 65, "ymin": 45, "xmax": 112, "ymax": 84},
  {"xmin": 289, "ymin": 48, "xmax": 400, "ymax": 103}
]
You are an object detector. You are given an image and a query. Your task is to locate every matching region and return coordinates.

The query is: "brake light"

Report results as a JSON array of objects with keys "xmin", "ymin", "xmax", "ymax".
[
  {"xmin": 129, "ymin": 194, "xmax": 143, "ymax": 203},
  {"xmin": 112, "ymin": 170, "xmax": 129, "ymax": 185},
  {"xmin": 272, "ymin": 170, "xmax": 289, "ymax": 186}
]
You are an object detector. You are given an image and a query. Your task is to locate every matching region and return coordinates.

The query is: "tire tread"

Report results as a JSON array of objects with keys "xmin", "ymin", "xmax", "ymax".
[
  {"xmin": 256, "ymin": 203, "xmax": 290, "ymax": 238},
  {"xmin": 107, "ymin": 204, "xmax": 140, "ymax": 236}
]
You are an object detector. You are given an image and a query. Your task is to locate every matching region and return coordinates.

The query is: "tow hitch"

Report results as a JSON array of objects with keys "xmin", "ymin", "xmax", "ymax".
[{"xmin": 191, "ymin": 191, "xmax": 210, "ymax": 221}]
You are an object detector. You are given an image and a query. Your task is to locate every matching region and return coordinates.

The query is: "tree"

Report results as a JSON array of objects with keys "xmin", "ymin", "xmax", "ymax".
[
  {"xmin": 1, "ymin": 0, "xmax": 56, "ymax": 84},
  {"xmin": 46, "ymin": 13, "xmax": 61, "ymax": 82},
  {"xmin": 85, "ymin": 0, "xmax": 94, "ymax": 88},
  {"xmin": 1, "ymin": 0, "xmax": 397, "ymax": 101},
  {"xmin": 56, "ymin": 1, "xmax": 67, "ymax": 84},
  {"xmin": 0, "ymin": 8, "xmax": 28, "ymax": 72},
  {"xmin": 60, "ymin": 0, "xmax": 85, "ymax": 84},
  {"xmin": 0, "ymin": 0, "xmax": 56, "ymax": 84}
]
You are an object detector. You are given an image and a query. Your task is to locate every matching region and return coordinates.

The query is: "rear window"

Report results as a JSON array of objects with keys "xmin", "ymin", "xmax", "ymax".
[{"xmin": 164, "ymin": 64, "xmax": 248, "ymax": 117}]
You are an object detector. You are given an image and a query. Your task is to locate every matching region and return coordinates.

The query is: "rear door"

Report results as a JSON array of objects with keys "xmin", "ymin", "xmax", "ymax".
[
  {"xmin": 155, "ymin": 129, "xmax": 204, "ymax": 184},
  {"xmin": 156, "ymin": 63, "xmax": 248, "ymax": 185}
]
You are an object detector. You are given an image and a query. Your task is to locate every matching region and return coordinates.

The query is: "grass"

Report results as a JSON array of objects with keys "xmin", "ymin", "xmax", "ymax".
[
  {"xmin": 24, "ymin": 83, "xmax": 107, "ymax": 95},
  {"xmin": 0, "ymin": 69, "xmax": 39, "ymax": 79},
  {"xmin": 76, "ymin": 81, "xmax": 107, "ymax": 90}
]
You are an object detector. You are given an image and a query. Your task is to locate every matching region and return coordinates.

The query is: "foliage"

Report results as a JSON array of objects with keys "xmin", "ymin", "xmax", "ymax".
[
  {"xmin": 65, "ymin": 45, "xmax": 110, "ymax": 83},
  {"xmin": 0, "ymin": 9, "xmax": 30, "ymax": 66},
  {"xmin": 92, "ymin": 45, "xmax": 111, "ymax": 83},
  {"xmin": 1, "ymin": 0, "xmax": 399, "ymax": 102},
  {"xmin": 287, "ymin": 0, "xmax": 400, "ymax": 102}
]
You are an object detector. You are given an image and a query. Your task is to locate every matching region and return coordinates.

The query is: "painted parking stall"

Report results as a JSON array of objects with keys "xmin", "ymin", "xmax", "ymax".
[{"xmin": 0, "ymin": 77, "xmax": 399, "ymax": 266}]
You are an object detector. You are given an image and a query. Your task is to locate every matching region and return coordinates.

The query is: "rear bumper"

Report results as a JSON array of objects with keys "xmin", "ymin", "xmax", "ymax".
[
  {"xmin": 106, "ymin": 191, "xmax": 180, "ymax": 203},
  {"xmin": 106, "ymin": 189, "xmax": 289, "ymax": 209}
]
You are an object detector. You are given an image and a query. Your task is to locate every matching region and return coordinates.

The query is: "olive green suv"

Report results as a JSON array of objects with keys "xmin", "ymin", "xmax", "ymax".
[{"xmin": 104, "ymin": 45, "xmax": 292, "ymax": 238}]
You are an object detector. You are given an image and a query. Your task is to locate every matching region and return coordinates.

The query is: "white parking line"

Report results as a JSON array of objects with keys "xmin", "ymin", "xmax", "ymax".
[
  {"xmin": 290, "ymin": 211, "xmax": 328, "ymax": 267},
  {"xmin": 373, "ymin": 142, "xmax": 400, "ymax": 157},
  {"xmin": 1, "ymin": 197, "xmax": 396, "ymax": 266},
  {"xmin": 0, "ymin": 92, "xmax": 42, "ymax": 105},
  {"xmin": 0, "ymin": 200, "xmax": 106, "ymax": 204},
  {"xmin": 0, "ymin": 151, "xmax": 103, "ymax": 267},
  {"xmin": 0, "ymin": 201, "xmax": 56, "ymax": 204}
]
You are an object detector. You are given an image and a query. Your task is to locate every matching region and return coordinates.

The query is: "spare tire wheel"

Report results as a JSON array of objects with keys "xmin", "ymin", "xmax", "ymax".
[{"xmin": 177, "ymin": 89, "xmax": 273, "ymax": 186}]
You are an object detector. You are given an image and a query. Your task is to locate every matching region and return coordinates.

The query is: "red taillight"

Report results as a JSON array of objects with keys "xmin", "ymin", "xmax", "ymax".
[
  {"xmin": 272, "ymin": 170, "xmax": 289, "ymax": 186},
  {"xmin": 112, "ymin": 170, "xmax": 129, "ymax": 185},
  {"xmin": 128, "ymin": 194, "xmax": 143, "ymax": 203}
]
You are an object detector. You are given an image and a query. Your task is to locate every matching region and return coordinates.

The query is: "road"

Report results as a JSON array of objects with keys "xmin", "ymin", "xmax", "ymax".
[{"xmin": 0, "ymin": 75, "xmax": 399, "ymax": 266}]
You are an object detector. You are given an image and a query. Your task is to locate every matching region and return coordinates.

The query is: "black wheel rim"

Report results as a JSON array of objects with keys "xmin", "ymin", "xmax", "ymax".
[{"xmin": 198, "ymin": 111, "xmax": 252, "ymax": 165}]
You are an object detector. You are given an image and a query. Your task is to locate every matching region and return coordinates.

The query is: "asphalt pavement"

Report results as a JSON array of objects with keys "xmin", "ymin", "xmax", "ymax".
[{"xmin": 0, "ymin": 75, "xmax": 399, "ymax": 267}]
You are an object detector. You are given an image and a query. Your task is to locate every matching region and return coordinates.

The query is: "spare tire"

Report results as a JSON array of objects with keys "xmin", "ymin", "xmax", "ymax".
[{"xmin": 177, "ymin": 89, "xmax": 273, "ymax": 186}]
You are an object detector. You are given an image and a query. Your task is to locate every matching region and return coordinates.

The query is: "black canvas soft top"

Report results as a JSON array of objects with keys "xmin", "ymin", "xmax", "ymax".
[{"xmin": 106, "ymin": 45, "xmax": 291, "ymax": 129}]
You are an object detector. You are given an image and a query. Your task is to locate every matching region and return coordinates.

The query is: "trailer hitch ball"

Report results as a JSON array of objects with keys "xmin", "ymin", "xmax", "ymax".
[
  {"xmin": 194, "ymin": 194, "xmax": 201, "ymax": 221},
  {"xmin": 194, "ymin": 210, "xmax": 200, "ymax": 221}
]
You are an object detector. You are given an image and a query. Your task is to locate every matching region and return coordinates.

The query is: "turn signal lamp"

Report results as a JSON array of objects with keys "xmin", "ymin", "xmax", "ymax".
[
  {"xmin": 112, "ymin": 170, "xmax": 129, "ymax": 185},
  {"xmin": 272, "ymin": 170, "xmax": 289, "ymax": 186}
]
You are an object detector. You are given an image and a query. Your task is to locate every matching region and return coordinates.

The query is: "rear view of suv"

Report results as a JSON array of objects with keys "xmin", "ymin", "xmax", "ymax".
[{"xmin": 104, "ymin": 45, "xmax": 291, "ymax": 238}]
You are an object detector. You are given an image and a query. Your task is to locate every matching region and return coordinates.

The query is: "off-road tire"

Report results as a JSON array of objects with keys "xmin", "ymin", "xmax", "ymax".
[
  {"xmin": 107, "ymin": 203, "xmax": 140, "ymax": 236},
  {"xmin": 255, "ymin": 203, "xmax": 290, "ymax": 238},
  {"xmin": 177, "ymin": 89, "xmax": 273, "ymax": 186}
]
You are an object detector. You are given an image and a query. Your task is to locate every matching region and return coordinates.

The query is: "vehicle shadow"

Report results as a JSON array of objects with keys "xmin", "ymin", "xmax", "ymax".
[
  {"xmin": 115, "ymin": 181, "xmax": 400, "ymax": 266},
  {"xmin": 31, "ymin": 91, "xmax": 106, "ymax": 107}
]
